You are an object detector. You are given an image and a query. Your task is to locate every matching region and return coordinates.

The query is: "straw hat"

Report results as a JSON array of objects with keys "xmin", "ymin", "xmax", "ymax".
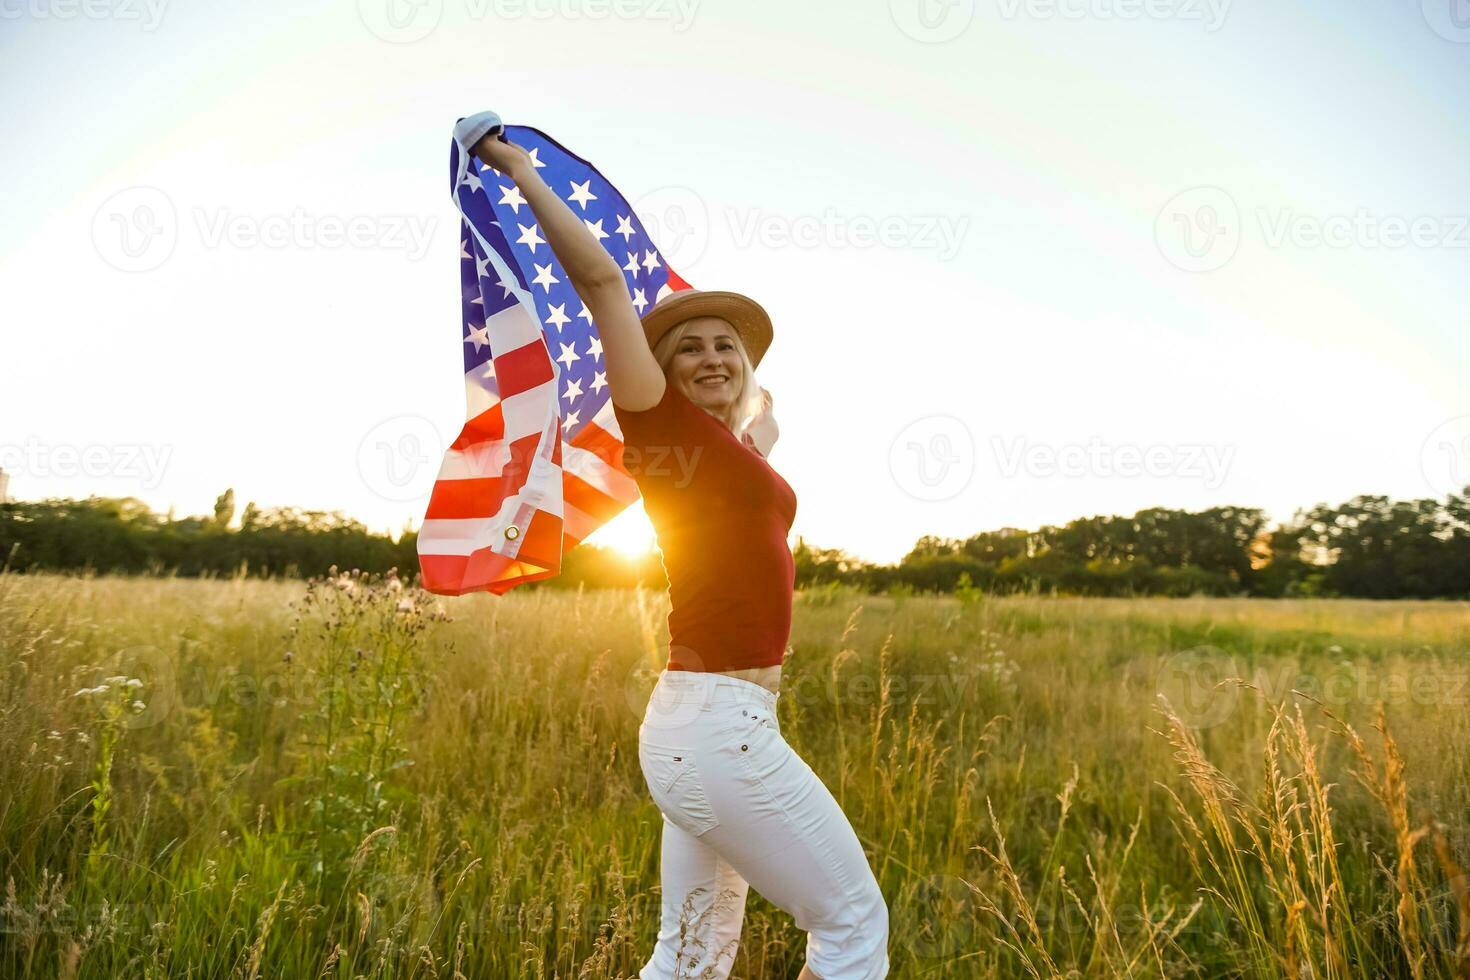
[{"xmin": 639, "ymin": 289, "xmax": 773, "ymax": 367}]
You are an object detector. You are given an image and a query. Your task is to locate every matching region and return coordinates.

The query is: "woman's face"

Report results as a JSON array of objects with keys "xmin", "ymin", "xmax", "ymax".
[{"xmin": 669, "ymin": 317, "xmax": 744, "ymax": 412}]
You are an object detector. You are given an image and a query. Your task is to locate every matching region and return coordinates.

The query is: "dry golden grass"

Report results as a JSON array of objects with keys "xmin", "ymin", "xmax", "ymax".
[{"xmin": 1, "ymin": 571, "xmax": 1467, "ymax": 978}]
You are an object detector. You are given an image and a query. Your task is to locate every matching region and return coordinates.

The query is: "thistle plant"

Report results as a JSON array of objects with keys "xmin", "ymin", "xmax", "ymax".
[
  {"xmin": 71, "ymin": 675, "xmax": 146, "ymax": 888},
  {"xmin": 280, "ymin": 566, "xmax": 450, "ymax": 895}
]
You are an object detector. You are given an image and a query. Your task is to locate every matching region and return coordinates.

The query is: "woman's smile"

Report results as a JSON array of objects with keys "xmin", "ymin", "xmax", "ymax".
[{"xmin": 674, "ymin": 317, "xmax": 744, "ymax": 409}]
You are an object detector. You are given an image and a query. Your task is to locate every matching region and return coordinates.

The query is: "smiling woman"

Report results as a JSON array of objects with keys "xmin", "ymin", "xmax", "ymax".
[
  {"xmin": 469, "ymin": 120, "xmax": 888, "ymax": 980},
  {"xmin": 650, "ymin": 316, "xmax": 767, "ymax": 437}
]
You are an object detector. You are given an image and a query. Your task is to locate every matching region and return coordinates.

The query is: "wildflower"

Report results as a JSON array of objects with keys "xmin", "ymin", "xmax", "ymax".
[
  {"xmin": 124, "ymin": 678, "xmax": 144, "ymax": 689},
  {"xmin": 130, "ymin": 701, "xmax": 146, "ymax": 713},
  {"xmin": 397, "ymin": 599, "xmax": 415, "ymax": 614},
  {"xmin": 73, "ymin": 685, "xmax": 109, "ymax": 697}
]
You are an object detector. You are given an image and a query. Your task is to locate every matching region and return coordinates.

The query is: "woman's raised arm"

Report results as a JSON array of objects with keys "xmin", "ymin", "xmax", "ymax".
[{"xmin": 470, "ymin": 134, "xmax": 667, "ymax": 412}]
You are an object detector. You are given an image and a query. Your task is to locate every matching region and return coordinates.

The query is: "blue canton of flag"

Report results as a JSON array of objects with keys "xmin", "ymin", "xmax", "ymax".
[{"xmin": 419, "ymin": 123, "xmax": 692, "ymax": 596}]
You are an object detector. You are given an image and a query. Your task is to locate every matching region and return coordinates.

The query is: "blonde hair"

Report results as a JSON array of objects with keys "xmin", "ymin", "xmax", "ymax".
[{"xmin": 651, "ymin": 319, "xmax": 765, "ymax": 437}]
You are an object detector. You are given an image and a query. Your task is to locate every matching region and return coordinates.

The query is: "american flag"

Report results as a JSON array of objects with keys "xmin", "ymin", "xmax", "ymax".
[{"xmin": 417, "ymin": 125, "xmax": 690, "ymax": 596}]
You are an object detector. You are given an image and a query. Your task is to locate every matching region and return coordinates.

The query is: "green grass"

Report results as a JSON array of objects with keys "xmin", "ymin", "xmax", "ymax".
[{"xmin": 1, "ymin": 570, "xmax": 1468, "ymax": 978}]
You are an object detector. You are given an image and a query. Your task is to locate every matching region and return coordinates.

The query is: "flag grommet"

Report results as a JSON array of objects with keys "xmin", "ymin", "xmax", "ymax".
[{"xmin": 504, "ymin": 525, "xmax": 520, "ymax": 540}]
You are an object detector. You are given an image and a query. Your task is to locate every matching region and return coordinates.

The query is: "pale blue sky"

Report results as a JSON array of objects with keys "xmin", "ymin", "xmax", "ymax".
[{"xmin": 3, "ymin": 0, "xmax": 1467, "ymax": 562}]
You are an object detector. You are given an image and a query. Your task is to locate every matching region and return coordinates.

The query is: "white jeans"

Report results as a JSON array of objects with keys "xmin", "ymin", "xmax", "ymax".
[{"xmin": 637, "ymin": 670, "xmax": 889, "ymax": 980}]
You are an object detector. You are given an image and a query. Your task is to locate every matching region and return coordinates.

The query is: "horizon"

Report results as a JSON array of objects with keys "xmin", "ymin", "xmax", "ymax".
[
  {"xmin": 3, "ymin": 464, "xmax": 1459, "ymax": 568},
  {"xmin": 3, "ymin": 2, "xmax": 1468, "ymax": 566}
]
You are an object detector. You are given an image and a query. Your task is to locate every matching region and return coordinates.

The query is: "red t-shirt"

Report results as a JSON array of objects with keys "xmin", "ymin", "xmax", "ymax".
[{"xmin": 613, "ymin": 382, "xmax": 798, "ymax": 672}]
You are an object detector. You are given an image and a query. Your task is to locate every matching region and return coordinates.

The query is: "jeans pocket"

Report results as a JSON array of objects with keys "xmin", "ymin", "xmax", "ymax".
[{"xmin": 639, "ymin": 743, "xmax": 720, "ymax": 837}]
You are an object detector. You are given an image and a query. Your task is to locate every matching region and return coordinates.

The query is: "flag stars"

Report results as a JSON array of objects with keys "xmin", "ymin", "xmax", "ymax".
[
  {"xmin": 498, "ymin": 184, "xmax": 527, "ymax": 214},
  {"xmin": 567, "ymin": 179, "xmax": 597, "ymax": 209},
  {"xmin": 464, "ymin": 323, "xmax": 490, "ymax": 351},
  {"xmin": 517, "ymin": 222, "xmax": 545, "ymax": 253},
  {"xmin": 454, "ymin": 141, "xmax": 657, "ymax": 455}
]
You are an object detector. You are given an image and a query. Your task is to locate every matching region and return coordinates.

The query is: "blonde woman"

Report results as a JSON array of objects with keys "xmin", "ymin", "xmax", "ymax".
[{"xmin": 462, "ymin": 115, "xmax": 888, "ymax": 980}]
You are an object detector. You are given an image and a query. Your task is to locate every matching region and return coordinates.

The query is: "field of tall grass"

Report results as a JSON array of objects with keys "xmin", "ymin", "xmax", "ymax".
[{"xmin": 1, "ymin": 569, "xmax": 1467, "ymax": 978}]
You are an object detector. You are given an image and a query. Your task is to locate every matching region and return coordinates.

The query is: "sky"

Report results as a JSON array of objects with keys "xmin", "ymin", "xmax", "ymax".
[{"xmin": 2, "ymin": 0, "xmax": 1468, "ymax": 564}]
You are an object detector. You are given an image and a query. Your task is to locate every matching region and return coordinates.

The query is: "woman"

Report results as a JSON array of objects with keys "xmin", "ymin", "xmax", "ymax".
[{"xmin": 463, "ymin": 116, "xmax": 889, "ymax": 980}]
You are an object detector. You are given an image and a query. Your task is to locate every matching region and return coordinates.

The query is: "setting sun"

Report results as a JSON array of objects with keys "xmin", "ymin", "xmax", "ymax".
[{"xmin": 584, "ymin": 504, "xmax": 657, "ymax": 559}]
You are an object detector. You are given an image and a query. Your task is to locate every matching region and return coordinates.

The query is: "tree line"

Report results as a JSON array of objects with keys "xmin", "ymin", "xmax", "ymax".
[{"xmin": 3, "ymin": 488, "xmax": 1468, "ymax": 599}]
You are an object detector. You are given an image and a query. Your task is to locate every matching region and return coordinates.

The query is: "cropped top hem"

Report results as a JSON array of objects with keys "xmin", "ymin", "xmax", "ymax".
[{"xmin": 664, "ymin": 649, "xmax": 787, "ymax": 672}]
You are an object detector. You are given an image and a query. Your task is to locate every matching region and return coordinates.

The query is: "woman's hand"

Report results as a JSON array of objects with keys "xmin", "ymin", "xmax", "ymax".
[
  {"xmin": 473, "ymin": 135, "xmax": 536, "ymax": 183},
  {"xmin": 458, "ymin": 120, "xmax": 663, "ymax": 409}
]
